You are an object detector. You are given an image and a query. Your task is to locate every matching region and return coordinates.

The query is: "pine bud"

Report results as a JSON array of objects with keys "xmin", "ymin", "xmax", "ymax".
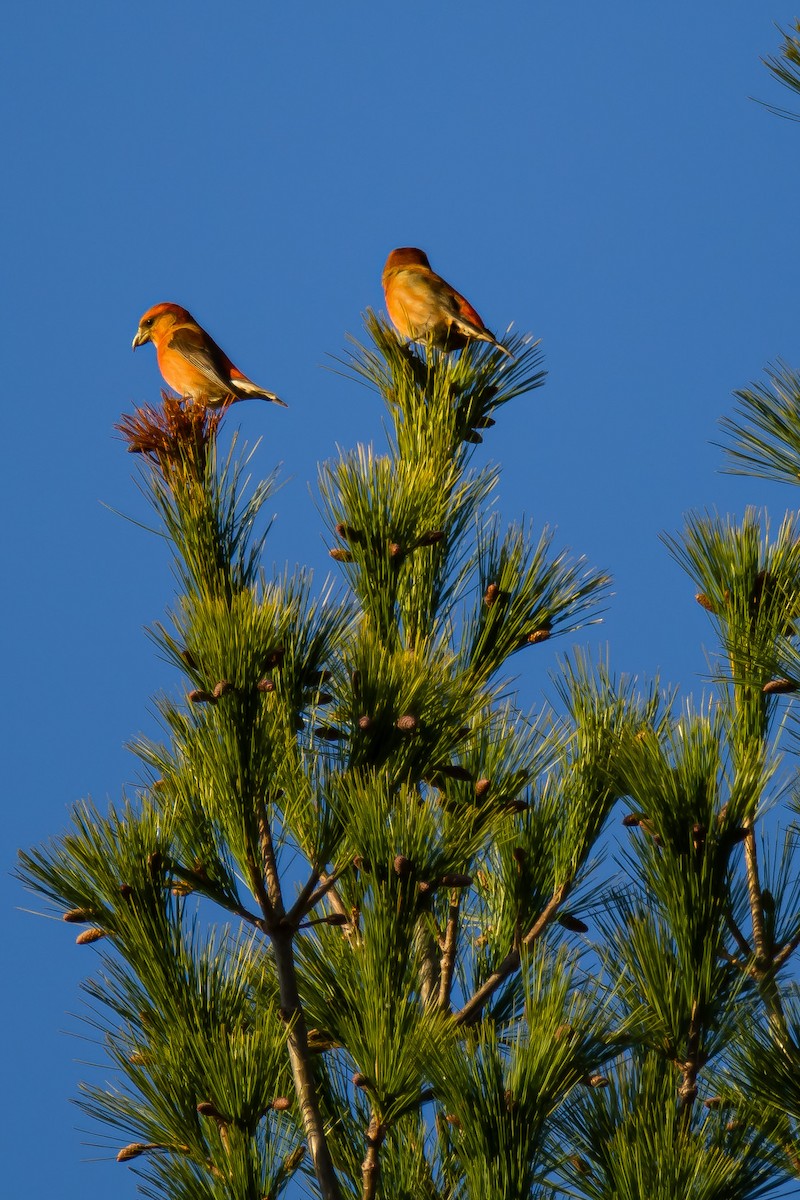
[
  {"xmin": 257, "ymin": 678, "xmax": 275, "ymax": 692},
  {"xmin": 352, "ymin": 1073, "xmax": 369, "ymax": 1089},
  {"xmin": 622, "ymin": 813, "xmax": 642, "ymax": 827},
  {"xmin": 212, "ymin": 679, "xmax": 233, "ymax": 698},
  {"xmin": 695, "ymin": 592, "xmax": 716, "ymax": 612},
  {"xmin": 395, "ymin": 714, "xmax": 418, "ymax": 732},
  {"xmin": 357, "ymin": 714, "xmax": 374, "ymax": 731},
  {"xmin": 584, "ymin": 1073, "xmax": 608, "ymax": 1088},
  {"xmin": 393, "ymin": 855, "xmax": 412, "ymax": 878},
  {"xmin": 188, "ymin": 689, "xmax": 215, "ymax": 704},
  {"xmin": 474, "ymin": 778, "xmax": 491, "ymax": 799},
  {"xmin": 271, "ymin": 1097, "xmax": 291, "ymax": 1111}
]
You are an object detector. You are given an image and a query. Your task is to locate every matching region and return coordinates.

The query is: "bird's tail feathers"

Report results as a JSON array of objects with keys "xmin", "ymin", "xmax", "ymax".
[{"xmin": 451, "ymin": 315, "xmax": 516, "ymax": 361}]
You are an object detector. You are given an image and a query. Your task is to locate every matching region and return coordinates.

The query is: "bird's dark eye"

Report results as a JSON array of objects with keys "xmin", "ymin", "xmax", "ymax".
[{"xmin": 143, "ymin": 317, "xmax": 154, "ymax": 327}]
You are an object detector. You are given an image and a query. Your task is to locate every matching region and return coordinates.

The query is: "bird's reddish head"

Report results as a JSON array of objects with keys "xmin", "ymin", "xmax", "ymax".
[
  {"xmin": 383, "ymin": 247, "xmax": 432, "ymax": 273},
  {"xmin": 132, "ymin": 302, "xmax": 194, "ymax": 349}
]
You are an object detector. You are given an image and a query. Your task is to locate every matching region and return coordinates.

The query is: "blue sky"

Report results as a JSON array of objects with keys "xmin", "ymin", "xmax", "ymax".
[{"xmin": 3, "ymin": 4, "xmax": 800, "ymax": 1197}]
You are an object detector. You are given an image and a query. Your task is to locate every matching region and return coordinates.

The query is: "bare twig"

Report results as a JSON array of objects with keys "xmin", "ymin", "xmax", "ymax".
[
  {"xmin": 438, "ymin": 890, "xmax": 460, "ymax": 1011},
  {"xmin": 361, "ymin": 1112, "xmax": 387, "ymax": 1200}
]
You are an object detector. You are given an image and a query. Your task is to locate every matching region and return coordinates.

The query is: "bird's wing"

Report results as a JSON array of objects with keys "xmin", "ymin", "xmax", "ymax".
[
  {"xmin": 447, "ymin": 286, "xmax": 514, "ymax": 358},
  {"xmin": 169, "ymin": 325, "xmax": 234, "ymax": 389},
  {"xmin": 449, "ymin": 289, "xmax": 486, "ymax": 331}
]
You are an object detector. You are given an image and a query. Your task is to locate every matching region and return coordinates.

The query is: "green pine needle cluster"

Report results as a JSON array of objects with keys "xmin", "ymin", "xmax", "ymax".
[{"xmin": 19, "ymin": 310, "xmax": 800, "ymax": 1200}]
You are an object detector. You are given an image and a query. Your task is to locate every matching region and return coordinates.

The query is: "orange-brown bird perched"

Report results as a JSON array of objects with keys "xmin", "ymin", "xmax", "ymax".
[
  {"xmin": 382, "ymin": 248, "xmax": 513, "ymax": 358},
  {"xmin": 132, "ymin": 303, "xmax": 287, "ymax": 408}
]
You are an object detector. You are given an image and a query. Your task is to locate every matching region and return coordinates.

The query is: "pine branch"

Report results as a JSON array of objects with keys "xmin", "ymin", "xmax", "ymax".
[{"xmin": 454, "ymin": 883, "xmax": 568, "ymax": 1026}]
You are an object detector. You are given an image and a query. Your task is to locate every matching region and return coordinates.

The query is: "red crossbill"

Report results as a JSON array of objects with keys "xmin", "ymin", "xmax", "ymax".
[
  {"xmin": 382, "ymin": 248, "xmax": 513, "ymax": 358},
  {"xmin": 132, "ymin": 303, "xmax": 286, "ymax": 407}
]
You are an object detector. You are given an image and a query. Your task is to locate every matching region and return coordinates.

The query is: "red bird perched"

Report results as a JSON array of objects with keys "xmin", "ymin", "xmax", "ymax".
[
  {"xmin": 382, "ymin": 247, "xmax": 513, "ymax": 359},
  {"xmin": 132, "ymin": 303, "xmax": 286, "ymax": 408}
]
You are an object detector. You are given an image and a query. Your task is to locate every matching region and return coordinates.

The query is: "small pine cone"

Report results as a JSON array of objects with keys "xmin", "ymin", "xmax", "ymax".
[
  {"xmin": 335, "ymin": 523, "xmax": 363, "ymax": 544},
  {"xmin": 63, "ymin": 907, "xmax": 94, "ymax": 924},
  {"xmin": 436, "ymin": 873, "xmax": 473, "ymax": 888},
  {"xmin": 357, "ymin": 714, "xmax": 374, "ymax": 731},
  {"xmin": 117, "ymin": 1142, "xmax": 150, "ymax": 1162},
  {"xmin": 257, "ymin": 678, "xmax": 275, "ymax": 692},
  {"xmin": 352, "ymin": 1073, "xmax": 369, "ymax": 1089},
  {"xmin": 212, "ymin": 679, "xmax": 233, "ymax": 698},
  {"xmin": 197, "ymin": 1101, "xmax": 227, "ymax": 1121},
  {"xmin": 570, "ymin": 1155, "xmax": 593, "ymax": 1177},
  {"xmin": 445, "ymin": 1113, "xmax": 462, "ymax": 1130},
  {"xmin": 395, "ymin": 714, "xmax": 418, "ymax": 732},
  {"xmin": 558, "ymin": 913, "xmax": 589, "ymax": 933},
  {"xmin": 188, "ymin": 689, "xmax": 215, "ymax": 704},
  {"xmin": 314, "ymin": 725, "xmax": 346, "ymax": 741},
  {"xmin": 474, "ymin": 778, "xmax": 491, "ymax": 798},
  {"xmin": 323, "ymin": 912, "xmax": 349, "ymax": 926},
  {"xmin": 622, "ymin": 813, "xmax": 642, "ymax": 827},
  {"xmin": 695, "ymin": 592, "xmax": 716, "ymax": 612},
  {"xmin": 483, "ymin": 582, "xmax": 500, "ymax": 607},
  {"xmin": 527, "ymin": 628, "xmax": 551, "ymax": 645},
  {"xmin": 388, "ymin": 541, "xmax": 403, "ymax": 559},
  {"xmin": 393, "ymin": 854, "xmax": 413, "ymax": 878},
  {"xmin": 414, "ymin": 530, "xmax": 445, "ymax": 547},
  {"xmin": 692, "ymin": 823, "xmax": 707, "ymax": 852},
  {"xmin": 726, "ymin": 826, "xmax": 748, "ymax": 845},
  {"xmin": 763, "ymin": 679, "xmax": 797, "ymax": 694},
  {"xmin": 584, "ymin": 1073, "xmax": 608, "ymax": 1088},
  {"xmin": 76, "ymin": 927, "xmax": 107, "ymax": 944},
  {"xmin": 435, "ymin": 763, "xmax": 473, "ymax": 781},
  {"xmin": 271, "ymin": 1097, "xmax": 291, "ymax": 1112}
]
